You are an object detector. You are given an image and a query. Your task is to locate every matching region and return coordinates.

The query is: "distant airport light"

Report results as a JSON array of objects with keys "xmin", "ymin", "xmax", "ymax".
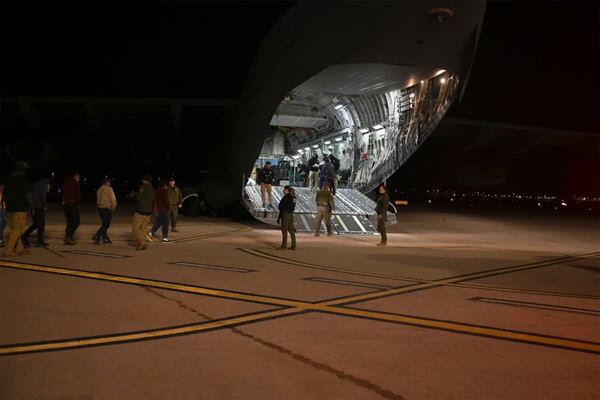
[
  {"xmin": 372, "ymin": 124, "xmax": 383, "ymax": 130},
  {"xmin": 334, "ymin": 104, "xmax": 344, "ymax": 110},
  {"xmin": 561, "ymin": 201, "xmax": 568, "ymax": 207},
  {"xmin": 312, "ymin": 144, "xmax": 319, "ymax": 148},
  {"xmin": 359, "ymin": 128, "xmax": 369, "ymax": 134},
  {"xmin": 440, "ymin": 77, "xmax": 446, "ymax": 84},
  {"xmin": 304, "ymin": 147, "xmax": 310, "ymax": 151},
  {"xmin": 335, "ymin": 137, "xmax": 343, "ymax": 142},
  {"xmin": 324, "ymin": 140, "xmax": 331, "ymax": 145}
]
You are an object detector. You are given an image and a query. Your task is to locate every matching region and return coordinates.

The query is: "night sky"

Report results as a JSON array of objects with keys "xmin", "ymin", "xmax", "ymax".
[{"xmin": 1, "ymin": 1, "xmax": 598, "ymax": 196}]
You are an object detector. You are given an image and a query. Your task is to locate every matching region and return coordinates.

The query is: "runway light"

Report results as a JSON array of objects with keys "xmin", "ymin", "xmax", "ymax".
[
  {"xmin": 359, "ymin": 128, "xmax": 369, "ymax": 134},
  {"xmin": 440, "ymin": 77, "xmax": 446, "ymax": 84},
  {"xmin": 304, "ymin": 147, "xmax": 310, "ymax": 151},
  {"xmin": 561, "ymin": 201, "xmax": 568, "ymax": 207},
  {"xmin": 335, "ymin": 137, "xmax": 343, "ymax": 142},
  {"xmin": 334, "ymin": 104, "xmax": 344, "ymax": 110},
  {"xmin": 312, "ymin": 144, "xmax": 319, "ymax": 148},
  {"xmin": 372, "ymin": 124, "xmax": 383, "ymax": 130},
  {"xmin": 324, "ymin": 140, "xmax": 331, "ymax": 145}
]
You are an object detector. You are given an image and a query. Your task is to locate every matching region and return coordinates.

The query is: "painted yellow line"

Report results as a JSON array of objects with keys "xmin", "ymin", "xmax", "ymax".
[
  {"xmin": 0, "ymin": 260, "xmax": 306, "ymax": 309},
  {"xmin": 1, "ymin": 259, "xmax": 599, "ymax": 354},
  {"xmin": 312, "ymin": 306, "xmax": 600, "ymax": 354},
  {"xmin": 242, "ymin": 248, "xmax": 600, "ymax": 301},
  {"xmin": 171, "ymin": 228, "xmax": 252, "ymax": 243},
  {"xmin": 0, "ymin": 308, "xmax": 299, "ymax": 355}
]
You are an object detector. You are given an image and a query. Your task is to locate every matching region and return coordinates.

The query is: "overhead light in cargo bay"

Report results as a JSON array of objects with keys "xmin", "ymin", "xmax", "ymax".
[
  {"xmin": 324, "ymin": 140, "xmax": 331, "ymax": 145},
  {"xmin": 409, "ymin": 93, "xmax": 415, "ymax": 98},
  {"xmin": 297, "ymin": 149, "xmax": 303, "ymax": 154},
  {"xmin": 292, "ymin": 155, "xmax": 300, "ymax": 159},
  {"xmin": 359, "ymin": 128, "xmax": 369, "ymax": 134},
  {"xmin": 304, "ymin": 147, "xmax": 310, "ymax": 151},
  {"xmin": 440, "ymin": 77, "xmax": 446, "ymax": 84},
  {"xmin": 334, "ymin": 104, "xmax": 344, "ymax": 110},
  {"xmin": 372, "ymin": 124, "xmax": 383, "ymax": 130},
  {"xmin": 312, "ymin": 144, "xmax": 319, "ymax": 148},
  {"xmin": 335, "ymin": 137, "xmax": 343, "ymax": 142}
]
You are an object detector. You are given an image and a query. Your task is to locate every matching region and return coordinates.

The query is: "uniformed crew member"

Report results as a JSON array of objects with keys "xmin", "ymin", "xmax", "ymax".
[
  {"xmin": 315, "ymin": 181, "xmax": 335, "ymax": 236},
  {"xmin": 167, "ymin": 177, "xmax": 182, "ymax": 232},
  {"xmin": 375, "ymin": 184, "xmax": 390, "ymax": 246},
  {"xmin": 258, "ymin": 161, "xmax": 275, "ymax": 209},
  {"xmin": 277, "ymin": 185, "xmax": 296, "ymax": 250}
]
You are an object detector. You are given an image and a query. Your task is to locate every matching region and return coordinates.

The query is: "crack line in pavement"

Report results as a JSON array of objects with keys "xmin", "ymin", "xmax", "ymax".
[{"xmin": 142, "ymin": 287, "xmax": 405, "ymax": 400}]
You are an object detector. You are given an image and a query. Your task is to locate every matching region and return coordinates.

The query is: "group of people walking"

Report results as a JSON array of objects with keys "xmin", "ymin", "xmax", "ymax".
[
  {"xmin": 1, "ymin": 161, "xmax": 390, "ymax": 256},
  {"xmin": 0, "ymin": 162, "xmax": 183, "ymax": 256}
]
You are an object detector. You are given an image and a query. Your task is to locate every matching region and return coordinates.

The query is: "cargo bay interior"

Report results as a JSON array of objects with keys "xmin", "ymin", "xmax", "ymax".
[{"xmin": 243, "ymin": 65, "xmax": 458, "ymax": 233}]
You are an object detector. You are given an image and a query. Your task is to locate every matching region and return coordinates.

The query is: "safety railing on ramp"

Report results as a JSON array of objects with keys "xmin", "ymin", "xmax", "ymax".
[{"xmin": 242, "ymin": 185, "xmax": 397, "ymax": 235}]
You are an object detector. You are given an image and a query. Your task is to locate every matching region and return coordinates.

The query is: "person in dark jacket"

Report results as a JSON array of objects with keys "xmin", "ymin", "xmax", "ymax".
[
  {"xmin": 307, "ymin": 155, "xmax": 320, "ymax": 191},
  {"xmin": 277, "ymin": 185, "xmax": 296, "ymax": 250},
  {"xmin": 2, "ymin": 161, "xmax": 32, "ymax": 256},
  {"xmin": 375, "ymin": 184, "xmax": 390, "ymax": 246},
  {"xmin": 148, "ymin": 180, "xmax": 171, "ymax": 243},
  {"xmin": 132, "ymin": 174, "xmax": 155, "ymax": 250},
  {"xmin": 22, "ymin": 175, "xmax": 50, "ymax": 247},
  {"xmin": 62, "ymin": 171, "xmax": 81, "ymax": 245},
  {"xmin": 258, "ymin": 161, "xmax": 275, "ymax": 208},
  {"xmin": 319, "ymin": 157, "xmax": 336, "ymax": 194}
]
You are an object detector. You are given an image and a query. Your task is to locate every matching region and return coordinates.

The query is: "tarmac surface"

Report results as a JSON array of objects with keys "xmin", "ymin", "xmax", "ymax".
[{"xmin": 1, "ymin": 204, "xmax": 599, "ymax": 399}]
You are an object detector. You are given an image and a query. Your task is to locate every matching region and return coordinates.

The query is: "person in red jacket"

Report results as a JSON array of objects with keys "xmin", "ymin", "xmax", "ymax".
[
  {"xmin": 148, "ymin": 180, "xmax": 170, "ymax": 243},
  {"xmin": 62, "ymin": 171, "xmax": 81, "ymax": 245}
]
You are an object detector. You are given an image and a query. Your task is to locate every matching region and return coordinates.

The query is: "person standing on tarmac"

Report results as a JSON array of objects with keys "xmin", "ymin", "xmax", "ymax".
[
  {"xmin": 2, "ymin": 162, "xmax": 31, "ymax": 257},
  {"xmin": 167, "ymin": 177, "xmax": 182, "ymax": 232},
  {"xmin": 93, "ymin": 178, "xmax": 117, "ymax": 244},
  {"xmin": 258, "ymin": 161, "xmax": 275, "ymax": 209},
  {"xmin": 375, "ymin": 184, "xmax": 390, "ymax": 247},
  {"xmin": 148, "ymin": 179, "xmax": 171, "ymax": 243},
  {"xmin": 132, "ymin": 174, "xmax": 154, "ymax": 250},
  {"xmin": 315, "ymin": 181, "xmax": 335, "ymax": 236},
  {"xmin": 22, "ymin": 174, "xmax": 50, "ymax": 248},
  {"xmin": 62, "ymin": 171, "xmax": 81, "ymax": 245},
  {"xmin": 277, "ymin": 185, "xmax": 296, "ymax": 250}
]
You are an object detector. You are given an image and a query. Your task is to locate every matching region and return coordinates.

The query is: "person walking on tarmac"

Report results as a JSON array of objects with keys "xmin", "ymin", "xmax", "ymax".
[
  {"xmin": 315, "ymin": 181, "xmax": 335, "ymax": 236},
  {"xmin": 277, "ymin": 185, "xmax": 296, "ymax": 250},
  {"xmin": 167, "ymin": 177, "xmax": 182, "ymax": 232},
  {"xmin": 92, "ymin": 178, "xmax": 117, "ymax": 244},
  {"xmin": 307, "ymin": 154, "xmax": 320, "ymax": 191},
  {"xmin": 148, "ymin": 179, "xmax": 171, "ymax": 243},
  {"xmin": 375, "ymin": 184, "xmax": 390, "ymax": 246},
  {"xmin": 22, "ymin": 174, "xmax": 50, "ymax": 248},
  {"xmin": 62, "ymin": 171, "xmax": 81, "ymax": 245},
  {"xmin": 132, "ymin": 174, "xmax": 155, "ymax": 250},
  {"xmin": 2, "ymin": 161, "xmax": 31, "ymax": 257},
  {"xmin": 258, "ymin": 161, "xmax": 275, "ymax": 209}
]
